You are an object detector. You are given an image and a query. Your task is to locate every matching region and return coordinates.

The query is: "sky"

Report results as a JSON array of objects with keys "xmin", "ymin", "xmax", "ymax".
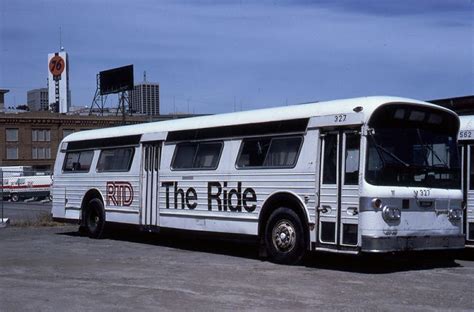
[{"xmin": 0, "ymin": 0, "xmax": 473, "ymax": 114}]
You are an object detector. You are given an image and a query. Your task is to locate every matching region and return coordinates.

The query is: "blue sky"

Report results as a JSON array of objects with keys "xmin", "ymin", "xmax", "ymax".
[{"xmin": 0, "ymin": 0, "xmax": 472, "ymax": 114}]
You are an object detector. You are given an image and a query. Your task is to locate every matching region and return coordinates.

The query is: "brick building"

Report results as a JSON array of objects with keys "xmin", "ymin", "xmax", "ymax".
[{"xmin": 0, "ymin": 111, "xmax": 181, "ymax": 171}]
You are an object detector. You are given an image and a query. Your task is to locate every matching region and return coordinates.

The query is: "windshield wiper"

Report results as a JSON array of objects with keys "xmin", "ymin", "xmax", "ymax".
[
  {"xmin": 369, "ymin": 135, "xmax": 410, "ymax": 167},
  {"xmin": 415, "ymin": 129, "xmax": 448, "ymax": 168}
]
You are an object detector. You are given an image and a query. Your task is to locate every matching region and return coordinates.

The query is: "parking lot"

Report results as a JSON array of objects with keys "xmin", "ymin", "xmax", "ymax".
[{"xmin": 1, "ymin": 205, "xmax": 474, "ymax": 311}]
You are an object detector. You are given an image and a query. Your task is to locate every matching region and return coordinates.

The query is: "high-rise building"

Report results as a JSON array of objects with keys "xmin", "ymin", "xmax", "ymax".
[
  {"xmin": 130, "ymin": 82, "xmax": 160, "ymax": 116},
  {"xmin": 0, "ymin": 89, "xmax": 9, "ymax": 111},
  {"xmin": 27, "ymin": 88, "xmax": 49, "ymax": 111},
  {"xmin": 48, "ymin": 50, "xmax": 71, "ymax": 113}
]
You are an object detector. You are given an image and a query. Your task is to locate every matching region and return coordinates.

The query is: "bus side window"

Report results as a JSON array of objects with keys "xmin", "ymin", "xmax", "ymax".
[
  {"xmin": 237, "ymin": 136, "xmax": 302, "ymax": 169},
  {"xmin": 63, "ymin": 150, "xmax": 94, "ymax": 172},
  {"xmin": 97, "ymin": 147, "xmax": 135, "ymax": 172},
  {"xmin": 237, "ymin": 138, "xmax": 271, "ymax": 168},
  {"xmin": 172, "ymin": 142, "xmax": 223, "ymax": 170},
  {"xmin": 264, "ymin": 137, "xmax": 302, "ymax": 167}
]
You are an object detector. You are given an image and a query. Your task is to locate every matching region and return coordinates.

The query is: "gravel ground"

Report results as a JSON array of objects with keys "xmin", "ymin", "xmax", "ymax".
[{"xmin": 1, "ymin": 224, "xmax": 473, "ymax": 311}]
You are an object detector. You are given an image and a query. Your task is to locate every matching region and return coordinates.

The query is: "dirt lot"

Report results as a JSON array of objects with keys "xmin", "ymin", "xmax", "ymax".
[{"xmin": 1, "ymin": 222, "xmax": 474, "ymax": 311}]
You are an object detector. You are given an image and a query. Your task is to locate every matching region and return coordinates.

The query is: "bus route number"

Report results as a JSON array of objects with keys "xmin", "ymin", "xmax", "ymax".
[
  {"xmin": 459, "ymin": 131, "xmax": 472, "ymax": 139},
  {"xmin": 334, "ymin": 114, "xmax": 347, "ymax": 123}
]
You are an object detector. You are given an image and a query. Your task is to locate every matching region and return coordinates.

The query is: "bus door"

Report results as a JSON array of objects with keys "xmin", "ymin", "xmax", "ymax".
[
  {"xmin": 141, "ymin": 143, "xmax": 161, "ymax": 228},
  {"xmin": 318, "ymin": 130, "xmax": 360, "ymax": 248},
  {"xmin": 465, "ymin": 145, "xmax": 474, "ymax": 244}
]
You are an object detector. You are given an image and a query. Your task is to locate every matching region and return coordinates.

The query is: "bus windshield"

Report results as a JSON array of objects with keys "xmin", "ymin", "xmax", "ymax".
[{"xmin": 365, "ymin": 105, "xmax": 460, "ymax": 188}]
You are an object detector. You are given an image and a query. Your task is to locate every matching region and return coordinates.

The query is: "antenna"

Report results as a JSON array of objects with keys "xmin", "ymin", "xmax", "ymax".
[
  {"xmin": 143, "ymin": 71, "xmax": 147, "ymax": 82},
  {"xmin": 59, "ymin": 26, "xmax": 65, "ymax": 51}
]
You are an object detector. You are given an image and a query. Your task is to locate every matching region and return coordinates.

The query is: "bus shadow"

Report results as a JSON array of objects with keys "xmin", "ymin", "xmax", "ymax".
[
  {"xmin": 302, "ymin": 251, "xmax": 460, "ymax": 274},
  {"xmin": 60, "ymin": 224, "xmax": 261, "ymax": 260},
  {"xmin": 59, "ymin": 226, "xmax": 461, "ymax": 274},
  {"xmin": 455, "ymin": 248, "xmax": 474, "ymax": 261}
]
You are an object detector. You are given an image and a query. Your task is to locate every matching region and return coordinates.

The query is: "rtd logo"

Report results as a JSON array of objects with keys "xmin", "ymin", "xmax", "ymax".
[{"xmin": 106, "ymin": 181, "xmax": 134, "ymax": 206}]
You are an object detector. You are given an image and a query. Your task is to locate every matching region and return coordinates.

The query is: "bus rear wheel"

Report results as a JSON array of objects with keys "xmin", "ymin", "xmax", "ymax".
[
  {"xmin": 84, "ymin": 198, "xmax": 106, "ymax": 239},
  {"xmin": 264, "ymin": 207, "xmax": 306, "ymax": 265}
]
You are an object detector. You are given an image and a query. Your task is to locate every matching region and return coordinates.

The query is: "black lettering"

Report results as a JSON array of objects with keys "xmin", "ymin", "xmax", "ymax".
[
  {"xmin": 228, "ymin": 182, "xmax": 242, "ymax": 212},
  {"xmin": 208, "ymin": 182, "xmax": 222, "ymax": 211},
  {"xmin": 223, "ymin": 181, "xmax": 228, "ymax": 211},
  {"xmin": 243, "ymin": 187, "xmax": 257, "ymax": 212},
  {"xmin": 186, "ymin": 187, "xmax": 197, "ymax": 209},
  {"xmin": 161, "ymin": 182, "xmax": 174, "ymax": 209},
  {"xmin": 174, "ymin": 183, "xmax": 185, "ymax": 209}
]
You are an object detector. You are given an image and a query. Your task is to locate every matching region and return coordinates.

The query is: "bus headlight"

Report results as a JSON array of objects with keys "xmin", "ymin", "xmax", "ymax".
[
  {"xmin": 448, "ymin": 208, "xmax": 462, "ymax": 221},
  {"xmin": 382, "ymin": 206, "xmax": 401, "ymax": 222}
]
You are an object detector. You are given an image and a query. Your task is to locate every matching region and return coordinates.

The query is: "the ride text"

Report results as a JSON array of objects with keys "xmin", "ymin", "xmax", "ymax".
[{"xmin": 161, "ymin": 181, "xmax": 257, "ymax": 212}]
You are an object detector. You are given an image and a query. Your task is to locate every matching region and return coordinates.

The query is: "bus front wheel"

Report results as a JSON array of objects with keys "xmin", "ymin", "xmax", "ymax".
[
  {"xmin": 84, "ymin": 198, "xmax": 106, "ymax": 239},
  {"xmin": 264, "ymin": 207, "xmax": 306, "ymax": 265}
]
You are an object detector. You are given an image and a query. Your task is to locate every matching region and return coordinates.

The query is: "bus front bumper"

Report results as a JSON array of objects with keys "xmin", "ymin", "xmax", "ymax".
[{"xmin": 361, "ymin": 235, "xmax": 465, "ymax": 253}]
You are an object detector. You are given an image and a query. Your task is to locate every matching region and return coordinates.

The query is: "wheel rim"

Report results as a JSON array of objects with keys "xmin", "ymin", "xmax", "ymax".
[
  {"xmin": 11, "ymin": 194, "xmax": 19, "ymax": 202},
  {"xmin": 272, "ymin": 219, "xmax": 296, "ymax": 253},
  {"xmin": 88, "ymin": 209, "xmax": 99, "ymax": 233}
]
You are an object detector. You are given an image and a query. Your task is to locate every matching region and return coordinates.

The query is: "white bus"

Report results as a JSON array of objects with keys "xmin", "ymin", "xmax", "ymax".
[
  {"xmin": 457, "ymin": 115, "xmax": 474, "ymax": 247},
  {"xmin": 51, "ymin": 96, "xmax": 464, "ymax": 264}
]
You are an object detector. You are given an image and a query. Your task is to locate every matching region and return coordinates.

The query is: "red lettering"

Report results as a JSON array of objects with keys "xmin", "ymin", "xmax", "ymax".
[{"xmin": 106, "ymin": 181, "xmax": 134, "ymax": 206}]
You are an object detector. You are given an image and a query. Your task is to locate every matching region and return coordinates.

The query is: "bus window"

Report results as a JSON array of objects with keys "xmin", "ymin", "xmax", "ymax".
[
  {"xmin": 237, "ymin": 136, "xmax": 302, "ymax": 168},
  {"xmin": 97, "ymin": 147, "xmax": 135, "ymax": 172},
  {"xmin": 172, "ymin": 142, "xmax": 222, "ymax": 170},
  {"xmin": 63, "ymin": 151, "xmax": 94, "ymax": 172},
  {"xmin": 264, "ymin": 137, "xmax": 302, "ymax": 167},
  {"xmin": 366, "ymin": 106, "xmax": 460, "ymax": 188},
  {"xmin": 344, "ymin": 133, "xmax": 360, "ymax": 185},
  {"xmin": 237, "ymin": 138, "xmax": 271, "ymax": 168},
  {"xmin": 194, "ymin": 142, "xmax": 222, "ymax": 169},
  {"xmin": 173, "ymin": 143, "xmax": 197, "ymax": 169},
  {"xmin": 323, "ymin": 134, "xmax": 337, "ymax": 184}
]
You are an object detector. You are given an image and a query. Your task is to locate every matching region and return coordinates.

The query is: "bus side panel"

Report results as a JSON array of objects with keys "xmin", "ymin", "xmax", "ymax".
[
  {"xmin": 157, "ymin": 136, "xmax": 317, "ymax": 236},
  {"xmin": 52, "ymin": 147, "xmax": 142, "ymax": 225},
  {"xmin": 51, "ymin": 150, "xmax": 73, "ymax": 220}
]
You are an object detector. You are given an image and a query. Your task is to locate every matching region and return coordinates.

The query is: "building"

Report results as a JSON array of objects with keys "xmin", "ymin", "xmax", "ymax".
[
  {"xmin": 130, "ymin": 82, "xmax": 160, "ymax": 116},
  {"xmin": 0, "ymin": 89, "xmax": 9, "ymax": 111},
  {"xmin": 428, "ymin": 95, "xmax": 474, "ymax": 116},
  {"xmin": 27, "ymin": 88, "xmax": 49, "ymax": 111},
  {"xmin": 0, "ymin": 111, "xmax": 199, "ymax": 171},
  {"xmin": 48, "ymin": 50, "xmax": 71, "ymax": 113}
]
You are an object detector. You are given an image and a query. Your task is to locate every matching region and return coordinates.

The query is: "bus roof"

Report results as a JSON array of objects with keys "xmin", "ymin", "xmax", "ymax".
[
  {"xmin": 459, "ymin": 115, "xmax": 474, "ymax": 132},
  {"xmin": 63, "ymin": 96, "xmax": 450, "ymax": 143}
]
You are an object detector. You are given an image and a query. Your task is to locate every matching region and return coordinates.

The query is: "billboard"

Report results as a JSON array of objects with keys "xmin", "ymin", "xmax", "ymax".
[
  {"xmin": 48, "ymin": 51, "xmax": 71, "ymax": 113},
  {"xmin": 99, "ymin": 65, "xmax": 134, "ymax": 95}
]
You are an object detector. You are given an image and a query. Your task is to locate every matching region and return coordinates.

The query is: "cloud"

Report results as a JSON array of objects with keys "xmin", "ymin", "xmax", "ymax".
[{"xmin": 0, "ymin": 0, "xmax": 472, "ymax": 112}]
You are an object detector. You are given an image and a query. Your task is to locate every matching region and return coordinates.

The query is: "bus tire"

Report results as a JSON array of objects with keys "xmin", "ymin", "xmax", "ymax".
[
  {"xmin": 84, "ymin": 198, "xmax": 106, "ymax": 239},
  {"xmin": 264, "ymin": 207, "xmax": 306, "ymax": 265},
  {"xmin": 10, "ymin": 193, "xmax": 19, "ymax": 202}
]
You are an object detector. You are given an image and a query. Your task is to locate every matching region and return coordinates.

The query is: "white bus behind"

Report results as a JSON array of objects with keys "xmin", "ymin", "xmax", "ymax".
[{"xmin": 457, "ymin": 115, "xmax": 474, "ymax": 247}]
